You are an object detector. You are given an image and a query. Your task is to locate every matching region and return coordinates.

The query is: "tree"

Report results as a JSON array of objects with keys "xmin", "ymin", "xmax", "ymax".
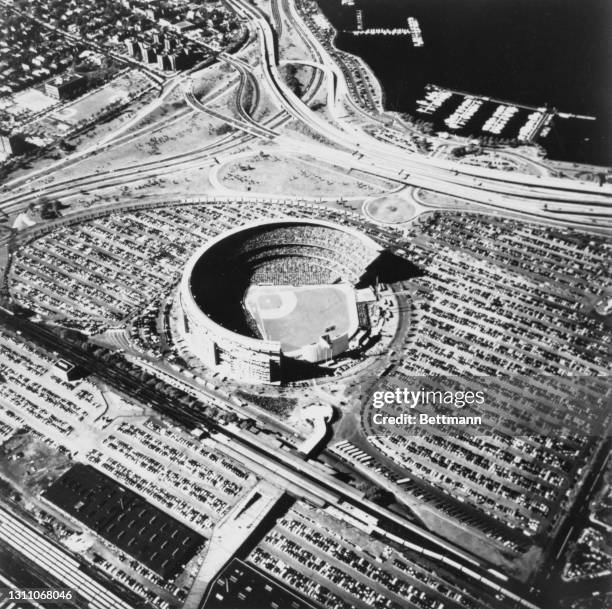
[{"xmin": 364, "ymin": 484, "xmax": 394, "ymax": 506}]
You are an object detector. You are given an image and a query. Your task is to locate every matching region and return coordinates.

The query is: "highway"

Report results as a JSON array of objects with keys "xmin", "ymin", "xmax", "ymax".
[
  {"xmin": 0, "ymin": 55, "xmax": 324, "ymax": 215},
  {"xmin": 2, "ymin": 0, "xmax": 610, "ymax": 229},
  {"xmin": 0, "ymin": 67, "xmax": 237, "ymax": 197},
  {"xmin": 226, "ymin": 0, "xmax": 612, "ymax": 213},
  {"xmin": 183, "ymin": 81, "xmax": 279, "ymax": 140},
  {"xmin": 220, "ymin": 54, "xmax": 265, "ymax": 127},
  {"xmin": 0, "ymin": 0, "xmax": 609, "ymax": 239},
  {"xmin": 2, "ymin": 125, "xmax": 608, "ymax": 232}
]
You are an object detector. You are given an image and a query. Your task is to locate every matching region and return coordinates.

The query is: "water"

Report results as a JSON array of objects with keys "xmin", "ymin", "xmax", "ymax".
[{"xmin": 316, "ymin": 0, "xmax": 612, "ymax": 167}]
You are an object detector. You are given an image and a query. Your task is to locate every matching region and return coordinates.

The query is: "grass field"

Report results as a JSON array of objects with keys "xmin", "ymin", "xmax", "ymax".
[
  {"xmin": 245, "ymin": 284, "xmax": 358, "ymax": 353},
  {"xmin": 52, "ymin": 70, "xmax": 149, "ymax": 126},
  {"xmin": 10, "ymin": 88, "xmax": 56, "ymax": 113},
  {"xmin": 218, "ymin": 153, "xmax": 390, "ymax": 197},
  {"xmin": 365, "ymin": 195, "xmax": 417, "ymax": 224}
]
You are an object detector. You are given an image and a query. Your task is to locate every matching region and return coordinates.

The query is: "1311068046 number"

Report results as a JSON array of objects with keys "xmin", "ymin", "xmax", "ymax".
[{"xmin": 0, "ymin": 588, "xmax": 75, "ymax": 603}]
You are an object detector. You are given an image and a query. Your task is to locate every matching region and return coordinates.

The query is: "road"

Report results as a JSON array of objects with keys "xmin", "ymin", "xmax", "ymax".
[
  {"xmin": 1, "ymin": 0, "xmax": 611, "ymax": 229},
  {"xmin": 226, "ymin": 0, "xmax": 612, "ymax": 215}
]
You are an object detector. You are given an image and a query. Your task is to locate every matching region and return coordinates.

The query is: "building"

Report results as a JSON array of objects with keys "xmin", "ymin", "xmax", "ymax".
[
  {"xmin": 173, "ymin": 20, "xmax": 195, "ymax": 33},
  {"xmin": 0, "ymin": 131, "xmax": 14, "ymax": 157},
  {"xmin": 138, "ymin": 41, "xmax": 156, "ymax": 63},
  {"xmin": 156, "ymin": 54, "xmax": 169, "ymax": 71},
  {"xmin": 177, "ymin": 220, "xmax": 381, "ymax": 384},
  {"xmin": 53, "ymin": 358, "xmax": 85, "ymax": 382},
  {"xmin": 0, "ymin": 131, "xmax": 29, "ymax": 157},
  {"xmin": 44, "ymin": 73, "xmax": 86, "ymax": 101},
  {"xmin": 124, "ymin": 38, "xmax": 139, "ymax": 57}
]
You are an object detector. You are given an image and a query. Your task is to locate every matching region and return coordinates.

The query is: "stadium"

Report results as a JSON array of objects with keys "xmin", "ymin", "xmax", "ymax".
[{"xmin": 177, "ymin": 219, "xmax": 384, "ymax": 384}]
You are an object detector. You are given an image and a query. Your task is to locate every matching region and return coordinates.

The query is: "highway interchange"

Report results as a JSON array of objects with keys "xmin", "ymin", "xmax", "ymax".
[{"xmin": 1, "ymin": 0, "xmax": 611, "ymax": 229}]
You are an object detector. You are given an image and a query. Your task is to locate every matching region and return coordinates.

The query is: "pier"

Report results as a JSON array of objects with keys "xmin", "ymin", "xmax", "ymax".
[
  {"xmin": 482, "ymin": 105, "xmax": 518, "ymax": 135},
  {"xmin": 407, "ymin": 17, "xmax": 424, "ymax": 46},
  {"xmin": 436, "ymin": 86, "xmax": 595, "ymax": 121},
  {"xmin": 444, "ymin": 97, "xmax": 483, "ymax": 130},
  {"xmin": 346, "ymin": 15, "xmax": 423, "ymax": 46},
  {"xmin": 416, "ymin": 87, "xmax": 453, "ymax": 114},
  {"xmin": 349, "ymin": 27, "xmax": 411, "ymax": 36},
  {"xmin": 518, "ymin": 111, "xmax": 553, "ymax": 142},
  {"xmin": 356, "ymin": 9, "xmax": 363, "ymax": 31}
]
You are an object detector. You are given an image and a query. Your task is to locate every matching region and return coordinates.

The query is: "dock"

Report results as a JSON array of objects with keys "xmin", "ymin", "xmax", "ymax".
[{"xmin": 416, "ymin": 84, "xmax": 594, "ymax": 143}]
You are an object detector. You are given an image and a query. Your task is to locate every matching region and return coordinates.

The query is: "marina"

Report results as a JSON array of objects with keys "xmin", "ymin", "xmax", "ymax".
[
  {"xmin": 518, "ymin": 111, "xmax": 552, "ymax": 142},
  {"xmin": 318, "ymin": 0, "xmax": 611, "ymax": 165},
  {"xmin": 414, "ymin": 84, "xmax": 593, "ymax": 143},
  {"xmin": 482, "ymin": 105, "xmax": 519, "ymax": 135},
  {"xmin": 444, "ymin": 96, "xmax": 483, "ymax": 130},
  {"xmin": 416, "ymin": 86, "xmax": 453, "ymax": 114}
]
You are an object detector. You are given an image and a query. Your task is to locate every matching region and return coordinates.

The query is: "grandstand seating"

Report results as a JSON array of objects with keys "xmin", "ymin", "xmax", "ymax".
[
  {"xmin": 190, "ymin": 222, "xmax": 380, "ymax": 339},
  {"xmin": 231, "ymin": 225, "xmax": 377, "ymax": 283}
]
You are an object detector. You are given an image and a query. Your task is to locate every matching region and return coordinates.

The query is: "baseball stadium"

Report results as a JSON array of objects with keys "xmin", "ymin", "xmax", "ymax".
[{"xmin": 177, "ymin": 219, "xmax": 383, "ymax": 384}]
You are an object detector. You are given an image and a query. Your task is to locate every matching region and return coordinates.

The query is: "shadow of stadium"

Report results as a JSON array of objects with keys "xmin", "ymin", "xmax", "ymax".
[
  {"xmin": 281, "ymin": 357, "xmax": 335, "ymax": 383},
  {"xmin": 357, "ymin": 251, "xmax": 425, "ymax": 288}
]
